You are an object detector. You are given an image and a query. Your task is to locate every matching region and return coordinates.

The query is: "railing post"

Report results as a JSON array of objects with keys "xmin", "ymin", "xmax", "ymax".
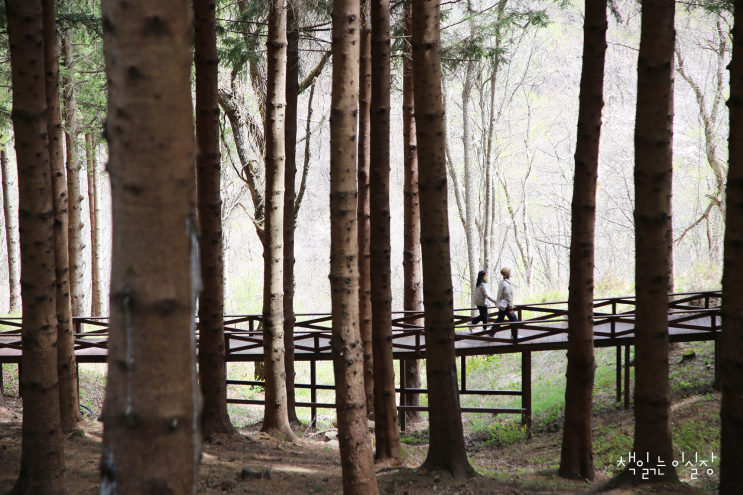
[
  {"xmin": 624, "ymin": 345, "xmax": 630, "ymax": 410},
  {"xmin": 399, "ymin": 359, "xmax": 406, "ymax": 433},
  {"xmin": 616, "ymin": 345, "xmax": 621, "ymax": 403},
  {"xmin": 521, "ymin": 351, "xmax": 531, "ymax": 438},
  {"xmin": 311, "ymin": 333, "xmax": 318, "ymax": 426}
]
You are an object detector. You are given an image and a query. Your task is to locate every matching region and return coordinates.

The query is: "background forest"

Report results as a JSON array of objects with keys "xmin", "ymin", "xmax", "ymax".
[{"xmin": 0, "ymin": 0, "xmax": 727, "ymax": 316}]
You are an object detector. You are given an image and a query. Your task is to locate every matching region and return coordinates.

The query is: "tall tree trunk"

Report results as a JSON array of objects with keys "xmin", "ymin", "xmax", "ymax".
[
  {"xmin": 411, "ymin": 0, "xmax": 474, "ymax": 479},
  {"xmin": 262, "ymin": 0, "xmax": 295, "ymax": 439},
  {"xmin": 461, "ymin": 30, "xmax": 478, "ymax": 300},
  {"xmin": 6, "ymin": 1, "xmax": 65, "ymax": 492},
  {"xmin": 558, "ymin": 0, "xmax": 606, "ymax": 481},
  {"xmin": 720, "ymin": 1, "xmax": 743, "ymax": 491},
  {"xmin": 195, "ymin": 0, "xmax": 236, "ymax": 439},
  {"xmin": 99, "ymin": 0, "xmax": 201, "ymax": 492},
  {"xmin": 43, "ymin": 0, "xmax": 82, "ymax": 432},
  {"xmin": 0, "ymin": 142, "xmax": 20, "ymax": 313},
  {"xmin": 329, "ymin": 0, "xmax": 379, "ymax": 489},
  {"xmin": 86, "ymin": 134, "xmax": 102, "ymax": 317},
  {"xmin": 358, "ymin": 0, "xmax": 375, "ymax": 419},
  {"xmin": 370, "ymin": 0, "xmax": 400, "ymax": 462},
  {"xmin": 61, "ymin": 32, "xmax": 85, "ymax": 317},
  {"xmin": 625, "ymin": 0, "xmax": 678, "ymax": 483},
  {"xmin": 402, "ymin": 4, "xmax": 422, "ymax": 425},
  {"xmin": 283, "ymin": 4, "xmax": 301, "ymax": 426}
]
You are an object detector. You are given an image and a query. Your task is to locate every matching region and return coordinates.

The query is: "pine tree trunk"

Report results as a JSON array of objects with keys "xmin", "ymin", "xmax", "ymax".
[
  {"xmin": 61, "ymin": 32, "xmax": 86, "ymax": 317},
  {"xmin": 357, "ymin": 0, "xmax": 375, "ymax": 419},
  {"xmin": 86, "ymin": 134, "xmax": 102, "ymax": 317},
  {"xmin": 43, "ymin": 0, "xmax": 82, "ymax": 432},
  {"xmin": 558, "ymin": 0, "xmax": 606, "ymax": 481},
  {"xmin": 370, "ymin": 0, "xmax": 401, "ymax": 462},
  {"xmin": 411, "ymin": 0, "xmax": 474, "ymax": 479},
  {"xmin": 195, "ymin": 0, "xmax": 236, "ymax": 439},
  {"xmin": 6, "ymin": 1, "xmax": 65, "ymax": 492},
  {"xmin": 99, "ymin": 0, "xmax": 201, "ymax": 492},
  {"xmin": 402, "ymin": 4, "xmax": 422, "ymax": 425},
  {"xmin": 0, "ymin": 142, "xmax": 20, "ymax": 313},
  {"xmin": 627, "ymin": 0, "xmax": 678, "ymax": 482},
  {"xmin": 262, "ymin": 0, "xmax": 295, "ymax": 439},
  {"xmin": 720, "ymin": 1, "xmax": 743, "ymax": 491},
  {"xmin": 283, "ymin": 6, "xmax": 301, "ymax": 426},
  {"xmin": 329, "ymin": 0, "xmax": 379, "ymax": 489}
]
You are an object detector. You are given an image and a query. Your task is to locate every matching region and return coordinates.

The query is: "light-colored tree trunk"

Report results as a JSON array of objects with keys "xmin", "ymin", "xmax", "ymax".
[
  {"xmin": 625, "ymin": 0, "xmax": 679, "ymax": 483},
  {"xmin": 411, "ymin": 0, "xmax": 474, "ymax": 479},
  {"xmin": 370, "ymin": 0, "xmax": 400, "ymax": 463},
  {"xmin": 329, "ymin": 0, "xmax": 379, "ymax": 489},
  {"xmin": 62, "ymin": 32, "xmax": 86, "ymax": 317},
  {"xmin": 6, "ymin": 1, "xmax": 65, "ymax": 492},
  {"xmin": 195, "ymin": 0, "xmax": 236, "ymax": 439},
  {"xmin": 99, "ymin": 0, "xmax": 201, "ymax": 491},
  {"xmin": 0, "ymin": 141, "xmax": 20, "ymax": 313},
  {"xmin": 86, "ymin": 134, "xmax": 102, "ymax": 317},
  {"xmin": 720, "ymin": 4, "xmax": 743, "ymax": 491},
  {"xmin": 558, "ymin": 0, "xmax": 606, "ymax": 481},
  {"xmin": 402, "ymin": 3, "xmax": 422, "ymax": 425},
  {"xmin": 357, "ymin": 0, "xmax": 375, "ymax": 419},
  {"xmin": 43, "ymin": 0, "xmax": 82, "ymax": 432},
  {"xmin": 462, "ymin": 54, "xmax": 478, "ymax": 300},
  {"xmin": 261, "ymin": 0, "xmax": 295, "ymax": 440}
]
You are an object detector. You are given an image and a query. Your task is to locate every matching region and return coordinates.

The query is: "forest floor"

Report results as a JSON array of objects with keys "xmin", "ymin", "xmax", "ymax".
[{"xmin": 0, "ymin": 343, "xmax": 720, "ymax": 494}]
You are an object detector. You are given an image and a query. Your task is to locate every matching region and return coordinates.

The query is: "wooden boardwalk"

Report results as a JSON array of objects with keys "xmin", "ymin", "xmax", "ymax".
[{"xmin": 0, "ymin": 291, "xmax": 721, "ymax": 430}]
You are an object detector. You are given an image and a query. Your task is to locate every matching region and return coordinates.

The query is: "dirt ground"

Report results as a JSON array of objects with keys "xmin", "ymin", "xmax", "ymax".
[{"xmin": 0, "ymin": 407, "xmax": 716, "ymax": 495}]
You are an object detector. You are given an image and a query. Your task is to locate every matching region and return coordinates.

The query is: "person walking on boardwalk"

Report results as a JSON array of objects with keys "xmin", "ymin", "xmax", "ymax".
[
  {"xmin": 489, "ymin": 267, "xmax": 518, "ymax": 336},
  {"xmin": 471, "ymin": 270, "xmax": 496, "ymax": 331}
]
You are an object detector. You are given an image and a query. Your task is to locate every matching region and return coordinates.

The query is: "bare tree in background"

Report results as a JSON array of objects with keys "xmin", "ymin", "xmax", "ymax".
[
  {"xmin": 0, "ymin": 139, "xmax": 19, "ymax": 313},
  {"xmin": 85, "ymin": 133, "xmax": 102, "ymax": 316}
]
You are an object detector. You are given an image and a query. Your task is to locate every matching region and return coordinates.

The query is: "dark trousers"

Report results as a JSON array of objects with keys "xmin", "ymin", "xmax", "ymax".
[
  {"xmin": 471, "ymin": 306, "xmax": 488, "ymax": 327},
  {"xmin": 489, "ymin": 308, "xmax": 518, "ymax": 336}
]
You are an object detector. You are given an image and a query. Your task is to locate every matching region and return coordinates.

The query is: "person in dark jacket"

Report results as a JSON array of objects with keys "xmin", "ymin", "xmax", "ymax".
[{"xmin": 471, "ymin": 270, "xmax": 496, "ymax": 331}]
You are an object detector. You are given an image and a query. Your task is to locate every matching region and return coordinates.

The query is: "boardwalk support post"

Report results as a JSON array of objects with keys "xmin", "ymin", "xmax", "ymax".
[
  {"xmin": 521, "ymin": 350, "xmax": 531, "ymax": 438},
  {"xmin": 616, "ymin": 346, "xmax": 621, "ymax": 403},
  {"xmin": 399, "ymin": 359, "xmax": 406, "ymax": 432},
  {"xmin": 624, "ymin": 344, "xmax": 630, "ymax": 410},
  {"xmin": 460, "ymin": 355, "xmax": 466, "ymax": 393},
  {"xmin": 311, "ymin": 333, "xmax": 318, "ymax": 426}
]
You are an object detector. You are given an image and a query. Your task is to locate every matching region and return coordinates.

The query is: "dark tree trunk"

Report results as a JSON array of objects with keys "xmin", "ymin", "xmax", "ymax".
[
  {"xmin": 558, "ymin": 0, "xmax": 606, "ymax": 481},
  {"xmin": 262, "ymin": 0, "xmax": 295, "ymax": 440},
  {"xmin": 99, "ymin": 0, "xmax": 201, "ymax": 492},
  {"xmin": 195, "ymin": 0, "xmax": 236, "ymax": 439},
  {"xmin": 370, "ymin": 0, "xmax": 400, "ymax": 463},
  {"xmin": 411, "ymin": 0, "xmax": 474, "ymax": 479},
  {"xmin": 283, "ymin": 4, "xmax": 301, "ymax": 426},
  {"xmin": 329, "ymin": 0, "xmax": 379, "ymax": 489},
  {"xmin": 402, "ymin": 3, "xmax": 421, "ymax": 425},
  {"xmin": 0, "ymin": 142, "xmax": 20, "ymax": 313},
  {"xmin": 85, "ymin": 133, "xmax": 102, "ymax": 317},
  {"xmin": 6, "ymin": 1, "xmax": 65, "ymax": 492},
  {"xmin": 720, "ymin": 1, "xmax": 743, "ymax": 491},
  {"xmin": 357, "ymin": 0, "xmax": 375, "ymax": 419},
  {"xmin": 42, "ymin": 0, "xmax": 82, "ymax": 432},
  {"xmin": 626, "ymin": 0, "xmax": 678, "ymax": 483},
  {"xmin": 61, "ymin": 32, "xmax": 85, "ymax": 317}
]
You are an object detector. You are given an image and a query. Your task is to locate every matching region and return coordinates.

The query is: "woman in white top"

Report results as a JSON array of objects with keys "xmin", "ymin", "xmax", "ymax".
[
  {"xmin": 489, "ymin": 267, "xmax": 518, "ymax": 336},
  {"xmin": 471, "ymin": 270, "xmax": 497, "ymax": 328}
]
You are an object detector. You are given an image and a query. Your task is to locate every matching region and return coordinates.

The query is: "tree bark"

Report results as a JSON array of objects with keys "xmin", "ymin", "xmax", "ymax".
[
  {"xmin": 370, "ymin": 0, "xmax": 400, "ymax": 462},
  {"xmin": 402, "ymin": 3, "xmax": 422, "ymax": 425},
  {"xmin": 261, "ymin": 0, "xmax": 295, "ymax": 440},
  {"xmin": 61, "ymin": 32, "xmax": 86, "ymax": 318},
  {"xmin": 411, "ymin": 0, "xmax": 474, "ymax": 479},
  {"xmin": 284, "ymin": 4, "xmax": 301, "ymax": 426},
  {"xmin": 461, "ymin": 32, "xmax": 478, "ymax": 300},
  {"xmin": 86, "ymin": 133, "xmax": 102, "ymax": 317},
  {"xmin": 329, "ymin": 0, "xmax": 379, "ymax": 489},
  {"xmin": 99, "ymin": 0, "xmax": 201, "ymax": 492},
  {"xmin": 720, "ymin": 1, "xmax": 743, "ymax": 491},
  {"xmin": 358, "ymin": 0, "xmax": 375, "ymax": 419},
  {"xmin": 195, "ymin": 0, "xmax": 236, "ymax": 439},
  {"xmin": 6, "ymin": 1, "xmax": 65, "ymax": 492},
  {"xmin": 625, "ymin": 0, "xmax": 678, "ymax": 482},
  {"xmin": 0, "ymin": 142, "xmax": 20, "ymax": 313},
  {"xmin": 43, "ymin": 0, "xmax": 82, "ymax": 432},
  {"xmin": 558, "ymin": 0, "xmax": 606, "ymax": 481}
]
